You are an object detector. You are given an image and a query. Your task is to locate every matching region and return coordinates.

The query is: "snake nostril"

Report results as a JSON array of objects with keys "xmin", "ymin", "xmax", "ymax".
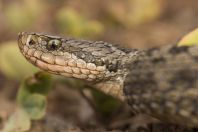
[{"xmin": 28, "ymin": 39, "xmax": 36, "ymax": 45}]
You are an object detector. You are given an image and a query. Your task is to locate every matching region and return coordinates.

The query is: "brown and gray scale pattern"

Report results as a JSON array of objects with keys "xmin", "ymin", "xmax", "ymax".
[
  {"xmin": 18, "ymin": 32, "xmax": 198, "ymax": 127},
  {"xmin": 124, "ymin": 45, "xmax": 198, "ymax": 126}
]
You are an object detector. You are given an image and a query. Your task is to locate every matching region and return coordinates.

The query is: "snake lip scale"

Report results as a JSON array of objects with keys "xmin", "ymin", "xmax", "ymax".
[{"xmin": 18, "ymin": 32, "xmax": 198, "ymax": 127}]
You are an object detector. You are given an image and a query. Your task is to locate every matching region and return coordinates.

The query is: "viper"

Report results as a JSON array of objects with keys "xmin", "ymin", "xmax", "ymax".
[{"xmin": 18, "ymin": 32, "xmax": 198, "ymax": 127}]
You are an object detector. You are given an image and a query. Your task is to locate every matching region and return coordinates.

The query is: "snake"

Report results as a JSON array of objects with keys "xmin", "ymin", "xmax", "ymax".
[{"xmin": 18, "ymin": 32, "xmax": 198, "ymax": 127}]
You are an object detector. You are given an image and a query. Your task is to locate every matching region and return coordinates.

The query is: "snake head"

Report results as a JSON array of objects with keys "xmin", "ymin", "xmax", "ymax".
[{"xmin": 18, "ymin": 32, "xmax": 132, "ymax": 82}]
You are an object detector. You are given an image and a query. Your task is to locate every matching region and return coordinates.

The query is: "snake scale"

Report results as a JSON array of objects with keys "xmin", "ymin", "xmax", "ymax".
[{"xmin": 18, "ymin": 32, "xmax": 198, "ymax": 127}]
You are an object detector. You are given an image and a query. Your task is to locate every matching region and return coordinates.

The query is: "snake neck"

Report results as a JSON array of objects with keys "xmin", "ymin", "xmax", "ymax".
[{"xmin": 93, "ymin": 50, "xmax": 142, "ymax": 101}]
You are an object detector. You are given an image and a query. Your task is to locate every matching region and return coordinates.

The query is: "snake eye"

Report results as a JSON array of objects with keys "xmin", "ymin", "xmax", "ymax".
[{"xmin": 47, "ymin": 39, "xmax": 62, "ymax": 50}]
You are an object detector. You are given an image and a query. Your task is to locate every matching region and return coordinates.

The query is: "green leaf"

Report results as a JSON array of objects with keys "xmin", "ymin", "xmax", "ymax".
[
  {"xmin": 17, "ymin": 72, "xmax": 52, "ymax": 120},
  {"xmin": 21, "ymin": 94, "xmax": 47, "ymax": 120},
  {"xmin": 3, "ymin": 108, "xmax": 31, "ymax": 132},
  {"xmin": 178, "ymin": 28, "xmax": 198, "ymax": 46},
  {"xmin": 26, "ymin": 72, "xmax": 52, "ymax": 95},
  {"xmin": 0, "ymin": 41, "xmax": 39, "ymax": 80}
]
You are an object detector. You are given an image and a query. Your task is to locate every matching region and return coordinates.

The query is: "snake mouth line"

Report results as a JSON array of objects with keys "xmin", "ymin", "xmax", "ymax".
[{"xmin": 21, "ymin": 45, "xmax": 107, "ymax": 81}]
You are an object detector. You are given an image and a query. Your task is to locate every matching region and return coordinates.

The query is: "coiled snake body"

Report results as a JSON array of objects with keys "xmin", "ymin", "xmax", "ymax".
[{"xmin": 18, "ymin": 32, "xmax": 198, "ymax": 127}]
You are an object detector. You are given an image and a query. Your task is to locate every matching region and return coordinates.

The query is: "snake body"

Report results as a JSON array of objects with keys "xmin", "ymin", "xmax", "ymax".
[{"xmin": 18, "ymin": 32, "xmax": 198, "ymax": 127}]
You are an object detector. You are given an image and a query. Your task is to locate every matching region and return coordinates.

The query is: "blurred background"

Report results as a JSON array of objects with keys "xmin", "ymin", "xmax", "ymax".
[{"xmin": 0, "ymin": 0, "xmax": 198, "ymax": 131}]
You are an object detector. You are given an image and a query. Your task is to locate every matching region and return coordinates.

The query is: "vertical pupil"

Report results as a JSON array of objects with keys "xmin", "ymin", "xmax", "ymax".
[
  {"xmin": 47, "ymin": 39, "xmax": 61, "ymax": 51},
  {"xmin": 51, "ymin": 41, "xmax": 56, "ymax": 49}
]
